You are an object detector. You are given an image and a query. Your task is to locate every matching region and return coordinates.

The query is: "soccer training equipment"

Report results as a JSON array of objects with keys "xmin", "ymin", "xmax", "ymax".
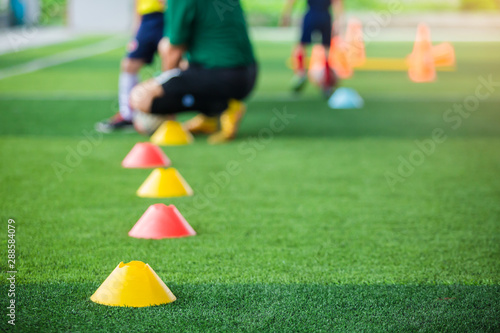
[
  {"xmin": 129, "ymin": 204, "xmax": 196, "ymax": 239},
  {"xmin": 150, "ymin": 120, "xmax": 194, "ymax": 146},
  {"xmin": 133, "ymin": 111, "xmax": 171, "ymax": 136},
  {"xmin": 137, "ymin": 168, "xmax": 194, "ymax": 198},
  {"xmin": 432, "ymin": 42, "xmax": 456, "ymax": 68},
  {"xmin": 328, "ymin": 87, "xmax": 364, "ymax": 109},
  {"xmin": 407, "ymin": 23, "xmax": 436, "ymax": 83},
  {"xmin": 122, "ymin": 142, "xmax": 171, "ymax": 169},
  {"xmin": 90, "ymin": 261, "xmax": 176, "ymax": 307},
  {"xmin": 329, "ymin": 36, "xmax": 354, "ymax": 79}
]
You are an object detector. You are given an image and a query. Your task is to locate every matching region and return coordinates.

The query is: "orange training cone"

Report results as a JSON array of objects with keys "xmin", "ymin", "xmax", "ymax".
[
  {"xmin": 329, "ymin": 36, "xmax": 353, "ymax": 79},
  {"xmin": 129, "ymin": 204, "xmax": 196, "ymax": 239},
  {"xmin": 137, "ymin": 168, "xmax": 193, "ymax": 198},
  {"xmin": 432, "ymin": 42, "xmax": 456, "ymax": 67},
  {"xmin": 90, "ymin": 261, "xmax": 176, "ymax": 307},
  {"xmin": 408, "ymin": 23, "xmax": 436, "ymax": 83},
  {"xmin": 345, "ymin": 18, "xmax": 366, "ymax": 68},
  {"xmin": 151, "ymin": 120, "xmax": 194, "ymax": 146},
  {"xmin": 122, "ymin": 143, "xmax": 171, "ymax": 169}
]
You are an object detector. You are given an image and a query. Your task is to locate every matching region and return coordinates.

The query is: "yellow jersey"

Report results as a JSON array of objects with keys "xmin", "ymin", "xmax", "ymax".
[{"xmin": 137, "ymin": 0, "xmax": 165, "ymax": 15}]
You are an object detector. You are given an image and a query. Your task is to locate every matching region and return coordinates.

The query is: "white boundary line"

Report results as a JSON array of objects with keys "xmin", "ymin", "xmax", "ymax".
[{"xmin": 0, "ymin": 36, "xmax": 126, "ymax": 81}]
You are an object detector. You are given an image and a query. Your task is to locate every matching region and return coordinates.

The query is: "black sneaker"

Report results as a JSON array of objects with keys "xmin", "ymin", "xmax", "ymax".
[
  {"xmin": 291, "ymin": 74, "xmax": 308, "ymax": 93},
  {"xmin": 95, "ymin": 113, "xmax": 135, "ymax": 133}
]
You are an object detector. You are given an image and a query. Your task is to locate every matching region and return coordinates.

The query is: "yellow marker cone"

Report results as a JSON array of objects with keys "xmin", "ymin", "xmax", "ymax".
[
  {"xmin": 137, "ymin": 168, "xmax": 194, "ymax": 198},
  {"xmin": 151, "ymin": 120, "xmax": 194, "ymax": 146},
  {"xmin": 90, "ymin": 261, "xmax": 176, "ymax": 307}
]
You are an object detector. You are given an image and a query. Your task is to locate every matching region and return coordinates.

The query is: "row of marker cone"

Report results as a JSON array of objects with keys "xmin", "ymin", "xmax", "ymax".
[
  {"xmin": 92, "ymin": 22, "xmax": 459, "ymax": 309},
  {"xmin": 91, "ymin": 122, "xmax": 198, "ymax": 308},
  {"xmin": 307, "ymin": 20, "xmax": 455, "ymax": 82},
  {"xmin": 123, "ymin": 120, "xmax": 195, "ymax": 198},
  {"xmin": 124, "ymin": 141, "xmax": 196, "ymax": 234},
  {"xmin": 123, "ymin": 142, "xmax": 193, "ymax": 198}
]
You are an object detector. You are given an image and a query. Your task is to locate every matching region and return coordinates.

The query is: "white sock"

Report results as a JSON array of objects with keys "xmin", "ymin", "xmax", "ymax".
[{"xmin": 118, "ymin": 72, "xmax": 139, "ymax": 121}]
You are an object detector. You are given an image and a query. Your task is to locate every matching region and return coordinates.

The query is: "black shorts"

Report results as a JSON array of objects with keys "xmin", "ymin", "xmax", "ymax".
[
  {"xmin": 151, "ymin": 63, "xmax": 258, "ymax": 117},
  {"xmin": 127, "ymin": 12, "xmax": 164, "ymax": 64},
  {"xmin": 301, "ymin": 9, "xmax": 332, "ymax": 47}
]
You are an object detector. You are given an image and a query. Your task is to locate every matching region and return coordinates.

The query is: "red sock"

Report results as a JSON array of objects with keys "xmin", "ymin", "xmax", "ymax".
[
  {"xmin": 324, "ymin": 59, "xmax": 332, "ymax": 86},
  {"xmin": 295, "ymin": 47, "xmax": 305, "ymax": 74}
]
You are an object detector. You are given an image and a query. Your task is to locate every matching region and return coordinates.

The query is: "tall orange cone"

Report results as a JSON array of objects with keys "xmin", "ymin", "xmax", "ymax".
[
  {"xmin": 151, "ymin": 120, "xmax": 194, "ymax": 146},
  {"xmin": 329, "ymin": 36, "xmax": 353, "ymax": 79},
  {"xmin": 122, "ymin": 143, "xmax": 171, "ymax": 169},
  {"xmin": 408, "ymin": 23, "xmax": 436, "ymax": 83},
  {"xmin": 345, "ymin": 18, "xmax": 366, "ymax": 68},
  {"xmin": 129, "ymin": 204, "xmax": 196, "ymax": 239},
  {"xmin": 137, "ymin": 168, "xmax": 194, "ymax": 198},
  {"xmin": 90, "ymin": 261, "xmax": 176, "ymax": 307},
  {"xmin": 432, "ymin": 42, "xmax": 456, "ymax": 67}
]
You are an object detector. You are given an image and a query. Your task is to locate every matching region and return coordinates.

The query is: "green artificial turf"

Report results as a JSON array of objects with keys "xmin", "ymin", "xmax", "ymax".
[
  {"xmin": 0, "ymin": 39, "xmax": 499, "ymax": 332},
  {"xmin": 3, "ymin": 284, "xmax": 500, "ymax": 332}
]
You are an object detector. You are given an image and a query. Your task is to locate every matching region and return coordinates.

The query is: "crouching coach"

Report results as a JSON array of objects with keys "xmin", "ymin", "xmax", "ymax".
[{"xmin": 130, "ymin": 0, "xmax": 258, "ymax": 144}]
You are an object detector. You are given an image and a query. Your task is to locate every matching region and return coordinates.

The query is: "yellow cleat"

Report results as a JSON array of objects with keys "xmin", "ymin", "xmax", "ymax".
[
  {"xmin": 183, "ymin": 114, "xmax": 218, "ymax": 134},
  {"xmin": 208, "ymin": 100, "xmax": 246, "ymax": 144}
]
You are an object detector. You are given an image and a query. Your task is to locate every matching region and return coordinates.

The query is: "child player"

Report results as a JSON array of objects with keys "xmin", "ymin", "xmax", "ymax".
[
  {"xmin": 96, "ymin": 0, "xmax": 165, "ymax": 133},
  {"xmin": 281, "ymin": 0, "xmax": 344, "ymax": 95}
]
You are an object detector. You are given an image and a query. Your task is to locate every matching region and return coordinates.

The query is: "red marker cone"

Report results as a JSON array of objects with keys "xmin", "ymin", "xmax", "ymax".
[
  {"xmin": 122, "ymin": 143, "xmax": 171, "ymax": 169},
  {"xmin": 129, "ymin": 204, "xmax": 196, "ymax": 239}
]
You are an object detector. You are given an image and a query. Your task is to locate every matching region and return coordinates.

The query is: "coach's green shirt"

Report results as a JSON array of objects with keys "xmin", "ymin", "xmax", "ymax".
[
  {"xmin": 168, "ymin": 0, "xmax": 255, "ymax": 68},
  {"xmin": 163, "ymin": 10, "xmax": 169, "ymax": 37}
]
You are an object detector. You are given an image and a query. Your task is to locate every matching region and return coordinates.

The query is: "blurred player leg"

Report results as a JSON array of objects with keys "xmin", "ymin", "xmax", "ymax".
[
  {"xmin": 95, "ymin": 56, "xmax": 143, "ymax": 134},
  {"xmin": 291, "ymin": 10, "xmax": 314, "ymax": 93},
  {"xmin": 119, "ymin": 58, "xmax": 143, "ymax": 120},
  {"xmin": 321, "ymin": 15, "xmax": 336, "ymax": 98},
  {"xmin": 291, "ymin": 44, "xmax": 308, "ymax": 93},
  {"xmin": 96, "ymin": 10, "xmax": 164, "ymax": 133}
]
